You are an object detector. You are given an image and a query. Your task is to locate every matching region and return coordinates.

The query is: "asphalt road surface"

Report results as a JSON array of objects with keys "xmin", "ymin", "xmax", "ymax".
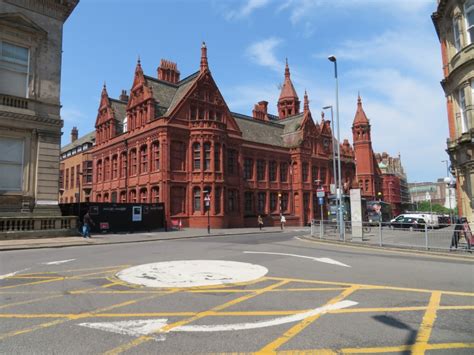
[{"xmin": 1, "ymin": 230, "xmax": 473, "ymax": 354}]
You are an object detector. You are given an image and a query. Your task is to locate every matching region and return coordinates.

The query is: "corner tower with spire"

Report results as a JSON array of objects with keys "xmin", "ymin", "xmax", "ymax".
[
  {"xmin": 277, "ymin": 59, "xmax": 300, "ymax": 119},
  {"xmin": 351, "ymin": 94, "xmax": 381, "ymax": 198}
]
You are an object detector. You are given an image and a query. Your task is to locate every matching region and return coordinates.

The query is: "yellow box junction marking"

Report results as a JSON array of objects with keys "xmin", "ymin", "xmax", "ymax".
[{"xmin": 411, "ymin": 291, "xmax": 442, "ymax": 354}]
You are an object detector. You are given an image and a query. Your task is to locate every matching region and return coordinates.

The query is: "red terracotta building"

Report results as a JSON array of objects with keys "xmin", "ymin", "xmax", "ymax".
[{"xmin": 90, "ymin": 43, "xmax": 356, "ymax": 227}]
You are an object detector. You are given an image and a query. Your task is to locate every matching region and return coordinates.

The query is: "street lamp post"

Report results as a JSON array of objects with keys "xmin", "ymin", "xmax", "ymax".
[
  {"xmin": 442, "ymin": 160, "xmax": 453, "ymax": 224},
  {"xmin": 328, "ymin": 55, "xmax": 343, "ymax": 240},
  {"xmin": 322, "ymin": 105, "xmax": 338, "ymax": 228}
]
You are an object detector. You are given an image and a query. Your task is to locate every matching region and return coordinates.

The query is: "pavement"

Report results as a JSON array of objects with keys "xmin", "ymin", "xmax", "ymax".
[{"xmin": 0, "ymin": 226, "xmax": 301, "ymax": 251}]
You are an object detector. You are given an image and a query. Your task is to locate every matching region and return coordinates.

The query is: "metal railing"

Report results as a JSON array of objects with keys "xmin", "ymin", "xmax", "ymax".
[{"xmin": 310, "ymin": 220, "xmax": 472, "ymax": 253}]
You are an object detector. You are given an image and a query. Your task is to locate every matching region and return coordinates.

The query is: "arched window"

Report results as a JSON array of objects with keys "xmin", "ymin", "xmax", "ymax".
[
  {"xmin": 129, "ymin": 149, "xmax": 137, "ymax": 175},
  {"xmin": 140, "ymin": 145, "xmax": 148, "ymax": 173},
  {"xmin": 151, "ymin": 186, "xmax": 159, "ymax": 203},
  {"xmin": 214, "ymin": 143, "xmax": 220, "ymax": 171},
  {"xmin": 152, "ymin": 141, "xmax": 160, "ymax": 171},
  {"xmin": 120, "ymin": 190, "xmax": 127, "ymax": 203},
  {"xmin": 129, "ymin": 189, "xmax": 137, "ymax": 203},
  {"xmin": 96, "ymin": 193, "xmax": 102, "ymax": 202},
  {"xmin": 112, "ymin": 155, "xmax": 118, "ymax": 179},
  {"xmin": 104, "ymin": 157, "xmax": 110, "ymax": 181},
  {"xmin": 193, "ymin": 187, "xmax": 201, "ymax": 213},
  {"xmin": 193, "ymin": 143, "xmax": 201, "ymax": 170},
  {"xmin": 204, "ymin": 142, "xmax": 211, "ymax": 171},
  {"xmin": 140, "ymin": 188, "xmax": 147, "ymax": 203},
  {"xmin": 103, "ymin": 193, "xmax": 109, "ymax": 202},
  {"xmin": 120, "ymin": 152, "xmax": 127, "ymax": 178},
  {"xmin": 96, "ymin": 160, "xmax": 103, "ymax": 182}
]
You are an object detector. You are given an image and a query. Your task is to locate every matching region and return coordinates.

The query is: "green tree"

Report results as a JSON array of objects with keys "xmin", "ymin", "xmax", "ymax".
[{"xmin": 417, "ymin": 201, "xmax": 452, "ymax": 214}]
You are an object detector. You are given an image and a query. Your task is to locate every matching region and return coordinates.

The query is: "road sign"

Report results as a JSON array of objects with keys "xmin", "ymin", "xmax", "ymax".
[
  {"xmin": 316, "ymin": 188, "xmax": 325, "ymax": 198},
  {"xmin": 318, "ymin": 197, "xmax": 324, "ymax": 205}
]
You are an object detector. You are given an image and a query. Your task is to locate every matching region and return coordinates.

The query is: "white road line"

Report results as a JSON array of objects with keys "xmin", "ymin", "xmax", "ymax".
[
  {"xmin": 176, "ymin": 300, "xmax": 357, "ymax": 331},
  {"xmin": 78, "ymin": 300, "xmax": 357, "ymax": 336},
  {"xmin": 41, "ymin": 259, "xmax": 76, "ymax": 265},
  {"xmin": 78, "ymin": 319, "xmax": 167, "ymax": 341},
  {"xmin": 243, "ymin": 251, "xmax": 351, "ymax": 268},
  {"xmin": 0, "ymin": 268, "xmax": 30, "ymax": 279}
]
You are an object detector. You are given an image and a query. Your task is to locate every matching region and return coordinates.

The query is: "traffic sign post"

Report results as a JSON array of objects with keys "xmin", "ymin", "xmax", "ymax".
[{"xmin": 204, "ymin": 194, "xmax": 211, "ymax": 234}]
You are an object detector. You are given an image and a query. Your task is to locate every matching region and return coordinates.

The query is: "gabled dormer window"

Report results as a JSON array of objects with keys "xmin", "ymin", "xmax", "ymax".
[{"xmin": 0, "ymin": 41, "xmax": 29, "ymax": 98}]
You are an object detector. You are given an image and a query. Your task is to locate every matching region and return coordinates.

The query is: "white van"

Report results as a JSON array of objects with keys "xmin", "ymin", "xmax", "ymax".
[{"xmin": 391, "ymin": 213, "xmax": 439, "ymax": 228}]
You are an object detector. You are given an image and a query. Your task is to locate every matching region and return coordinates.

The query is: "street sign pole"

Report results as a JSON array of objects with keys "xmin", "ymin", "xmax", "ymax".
[{"xmin": 205, "ymin": 194, "xmax": 211, "ymax": 234}]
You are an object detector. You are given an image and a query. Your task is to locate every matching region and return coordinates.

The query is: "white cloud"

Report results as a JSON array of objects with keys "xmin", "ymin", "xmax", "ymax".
[
  {"xmin": 225, "ymin": 0, "xmax": 271, "ymax": 21},
  {"xmin": 245, "ymin": 37, "xmax": 283, "ymax": 72}
]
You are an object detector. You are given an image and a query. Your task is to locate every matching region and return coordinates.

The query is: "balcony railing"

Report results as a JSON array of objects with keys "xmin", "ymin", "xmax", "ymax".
[{"xmin": 0, "ymin": 94, "xmax": 28, "ymax": 109}]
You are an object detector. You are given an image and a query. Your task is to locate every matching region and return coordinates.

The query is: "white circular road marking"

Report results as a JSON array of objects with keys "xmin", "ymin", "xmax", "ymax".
[{"xmin": 116, "ymin": 260, "xmax": 268, "ymax": 288}]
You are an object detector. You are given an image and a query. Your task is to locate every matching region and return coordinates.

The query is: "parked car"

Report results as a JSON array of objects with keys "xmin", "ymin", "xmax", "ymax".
[{"xmin": 390, "ymin": 217, "xmax": 426, "ymax": 231}]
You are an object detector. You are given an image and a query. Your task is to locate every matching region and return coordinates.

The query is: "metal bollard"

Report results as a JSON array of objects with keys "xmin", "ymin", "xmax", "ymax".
[
  {"xmin": 424, "ymin": 224, "xmax": 429, "ymax": 250},
  {"xmin": 379, "ymin": 222, "xmax": 382, "ymax": 247}
]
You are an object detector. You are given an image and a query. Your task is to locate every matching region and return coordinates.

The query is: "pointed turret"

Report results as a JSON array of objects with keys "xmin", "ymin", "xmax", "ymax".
[
  {"xmin": 277, "ymin": 58, "xmax": 300, "ymax": 119},
  {"xmin": 303, "ymin": 90, "xmax": 309, "ymax": 113},
  {"xmin": 353, "ymin": 93, "xmax": 369, "ymax": 125},
  {"xmin": 200, "ymin": 41, "xmax": 208, "ymax": 72}
]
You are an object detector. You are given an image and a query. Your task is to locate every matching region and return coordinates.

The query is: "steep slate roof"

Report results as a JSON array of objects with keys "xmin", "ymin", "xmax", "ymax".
[
  {"xmin": 109, "ymin": 98, "xmax": 127, "ymax": 124},
  {"xmin": 232, "ymin": 112, "xmax": 308, "ymax": 148},
  {"xmin": 144, "ymin": 75, "xmax": 178, "ymax": 108},
  {"xmin": 61, "ymin": 130, "xmax": 95, "ymax": 153},
  {"xmin": 279, "ymin": 60, "xmax": 299, "ymax": 100},
  {"xmin": 165, "ymin": 71, "xmax": 200, "ymax": 115}
]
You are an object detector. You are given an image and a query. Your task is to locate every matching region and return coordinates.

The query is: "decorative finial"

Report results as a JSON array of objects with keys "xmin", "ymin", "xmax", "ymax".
[
  {"xmin": 357, "ymin": 91, "xmax": 361, "ymax": 105},
  {"xmin": 304, "ymin": 90, "xmax": 309, "ymax": 112},
  {"xmin": 200, "ymin": 41, "xmax": 208, "ymax": 72},
  {"xmin": 284, "ymin": 58, "xmax": 290, "ymax": 78}
]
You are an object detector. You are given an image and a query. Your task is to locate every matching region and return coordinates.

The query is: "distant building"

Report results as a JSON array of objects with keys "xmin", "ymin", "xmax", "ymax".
[
  {"xmin": 408, "ymin": 179, "xmax": 456, "ymax": 210},
  {"xmin": 432, "ymin": 0, "xmax": 474, "ymax": 223},
  {"xmin": 0, "ymin": 0, "xmax": 78, "ymax": 235},
  {"xmin": 59, "ymin": 128, "xmax": 95, "ymax": 203}
]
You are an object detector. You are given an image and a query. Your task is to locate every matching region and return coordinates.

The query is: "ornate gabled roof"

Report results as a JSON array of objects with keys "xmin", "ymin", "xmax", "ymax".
[
  {"xmin": 353, "ymin": 94, "xmax": 369, "ymax": 125},
  {"xmin": 278, "ymin": 59, "xmax": 299, "ymax": 100},
  {"xmin": 144, "ymin": 76, "xmax": 178, "ymax": 108},
  {"xmin": 232, "ymin": 113, "xmax": 284, "ymax": 147},
  {"xmin": 109, "ymin": 98, "xmax": 127, "ymax": 124}
]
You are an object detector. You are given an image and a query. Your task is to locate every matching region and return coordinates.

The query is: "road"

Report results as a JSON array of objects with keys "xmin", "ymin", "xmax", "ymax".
[{"xmin": 0, "ymin": 230, "xmax": 473, "ymax": 354}]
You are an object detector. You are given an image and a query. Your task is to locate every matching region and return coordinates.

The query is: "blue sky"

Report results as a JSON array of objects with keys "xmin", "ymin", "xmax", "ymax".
[{"xmin": 61, "ymin": 0, "xmax": 445, "ymax": 183}]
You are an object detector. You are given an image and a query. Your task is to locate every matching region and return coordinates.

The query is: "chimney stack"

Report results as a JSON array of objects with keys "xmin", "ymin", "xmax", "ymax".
[
  {"xmin": 119, "ymin": 89, "xmax": 129, "ymax": 102},
  {"xmin": 157, "ymin": 59, "xmax": 180, "ymax": 84},
  {"xmin": 71, "ymin": 126, "xmax": 78, "ymax": 143},
  {"xmin": 252, "ymin": 101, "xmax": 269, "ymax": 121}
]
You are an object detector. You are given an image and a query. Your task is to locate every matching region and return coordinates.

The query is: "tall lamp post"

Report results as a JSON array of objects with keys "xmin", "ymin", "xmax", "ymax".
[
  {"xmin": 322, "ymin": 105, "xmax": 338, "ymax": 226},
  {"xmin": 328, "ymin": 55, "xmax": 343, "ymax": 240},
  {"xmin": 442, "ymin": 160, "xmax": 453, "ymax": 224}
]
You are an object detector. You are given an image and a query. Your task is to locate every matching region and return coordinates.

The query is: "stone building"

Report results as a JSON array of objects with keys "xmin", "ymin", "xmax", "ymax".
[
  {"xmin": 0, "ymin": 0, "xmax": 78, "ymax": 234},
  {"xmin": 432, "ymin": 0, "xmax": 474, "ymax": 223},
  {"xmin": 59, "ymin": 127, "xmax": 95, "ymax": 203},
  {"xmin": 90, "ymin": 44, "xmax": 356, "ymax": 227}
]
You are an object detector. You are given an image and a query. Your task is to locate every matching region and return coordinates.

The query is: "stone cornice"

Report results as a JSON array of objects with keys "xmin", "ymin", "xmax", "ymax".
[
  {"xmin": 5, "ymin": 0, "xmax": 79, "ymax": 21},
  {"xmin": 0, "ymin": 110, "xmax": 62, "ymax": 128}
]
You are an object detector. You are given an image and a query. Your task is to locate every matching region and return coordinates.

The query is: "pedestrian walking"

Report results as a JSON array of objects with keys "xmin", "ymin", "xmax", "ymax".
[
  {"xmin": 82, "ymin": 210, "xmax": 95, "ymax": 239},
  {"xmin": 257, "ymin": 215, "xmax": 263, "ymax": 230},
  {"xmin": 461, "ymin": 217, "xmax": 472, "ymax": 252},
  {"xmin": 280, "ymin": 215, "xmax": 286, "ymax": 230},
  {"xmin": 450, "ymin": 217, "xmax": 463, "ymax": 250}
]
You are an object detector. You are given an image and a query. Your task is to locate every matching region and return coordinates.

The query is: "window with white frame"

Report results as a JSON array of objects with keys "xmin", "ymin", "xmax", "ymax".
[
  {"xmin": 0, "ymin": 41, "xmax": 29, "ymax": 97},
  {"xmin": 458, "ymin": 87, "xmax": 468, "ymax": 133},
  {"xmin": 0, "ymin": 137, "xmax": 24, "ymax": 191},
  {"xmin": 453, "ymin": 17, "xmax": 462, "ymax": 52},
  {"xmin": 465, "ymin": 0, "xmax": 474, "ymax": 44}
]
